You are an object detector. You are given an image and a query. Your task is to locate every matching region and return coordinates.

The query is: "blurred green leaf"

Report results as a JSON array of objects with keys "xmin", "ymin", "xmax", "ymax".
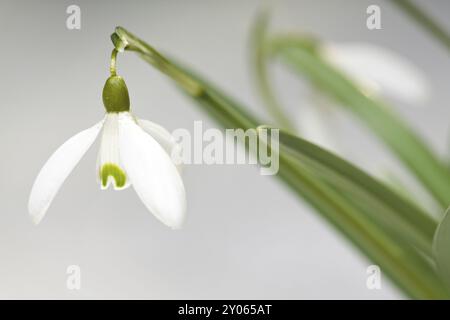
[
  {"xmin": 276, "ymin": 128, "xmax": 437, "ymax": 255},
  {"xmin": 433, "ymin": 207, "xmax": 450, "ymax": 287},
  {"xmin": 392, "ymin": 0, "xmax": 450, "ymax": 52},
  {"xmin": 250, "ymin": 9, "xmax": 296, "ymax": 131}
]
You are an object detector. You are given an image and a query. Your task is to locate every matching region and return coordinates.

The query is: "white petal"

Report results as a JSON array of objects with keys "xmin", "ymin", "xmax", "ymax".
[
  {"xmin": 97, "ymin": 113, "xmax": 130, "ymax": 190},
  {"xmin": 119, "ymin": 114, "xmax": 186, "ymax": 229},
  {"xmin": 137, "ymin": 119, "xmax": 183, "ymax": 172},
  {"xmin": 320, "ymin": 42, "xmax": 429, "ymax": 104},
  {"xmin": 28, "ymin": 120, "xmax": 104, "ymax": 224}
]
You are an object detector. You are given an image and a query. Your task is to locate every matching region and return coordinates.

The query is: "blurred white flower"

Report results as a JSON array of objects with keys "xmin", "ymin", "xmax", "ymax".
[
  {"xmin": 298, "ymin": 42, "xmax": 429, "ymax": 154},
  {"xmin": 28, "ymin": 76, "xmax": 186, "ymax": 229},
  {"xmin": 320, "ymin": 43, "xmax": 429, "ymax": 104}
]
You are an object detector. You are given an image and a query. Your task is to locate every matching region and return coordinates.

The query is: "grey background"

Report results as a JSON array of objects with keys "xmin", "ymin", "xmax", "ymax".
[{"xmin": 0, "ymin": 0, "xmax": 449, "ymax": 299}]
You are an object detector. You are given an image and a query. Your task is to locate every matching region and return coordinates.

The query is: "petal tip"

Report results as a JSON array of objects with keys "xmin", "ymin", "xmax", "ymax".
[
  {"xmin": 168, "ymin": 217, "xmax": 185, "ymax": 230},
  {"xmin": 28, "ymin": 196, "xmax": 47, "ymax": 225},
  {"xmin": 155, "ymin": 199, "xmax": 187, "ymax": 230},
  {"xmin": 158, "ymin": 208, "xmax": 186, "ymax": 230},
  {"xmin": 29, "ymin": 211, "xmax": 44, "ymax": 225}
]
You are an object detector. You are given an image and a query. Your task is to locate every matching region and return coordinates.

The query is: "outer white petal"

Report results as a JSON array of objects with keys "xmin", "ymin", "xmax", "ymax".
[
  {"xmin": 119, "ymin": 114, "xmax": 186, "ymax": 229},
  {"xmin": 320, "ymin": 42, "xmax": 429, "ymax": 104},
  {"xmin": 137, "ymin": 119, "xmax": 183, "ymax": 172},
  {"xmin": 28, "ymin": 120, "xmax": 104, "ymax": 224}
]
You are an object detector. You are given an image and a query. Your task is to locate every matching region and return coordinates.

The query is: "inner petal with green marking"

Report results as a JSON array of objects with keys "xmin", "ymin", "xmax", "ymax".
[
  {"xmin": 97, "ymin": 113, "xmax": 130, "ymax": 190},
  {"xmin": 100, "ymin": 163, "xmax": 127, "ymax": 189}
]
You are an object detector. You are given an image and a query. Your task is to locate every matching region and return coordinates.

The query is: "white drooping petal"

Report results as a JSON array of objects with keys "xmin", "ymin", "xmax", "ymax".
[
  {"xmin": 28, "ymin": 120, "xmax": 104, "ymax": 224},
  {"xmin": 97, "ymin": 113, "xmax": 130, "ymax": 190},
  {"xmin": 119, "ymin": 113, "xmax": 186, "ymax": 229},
  {"xmin": 137, "ymin": 118, "xmax": 183, "ymax": 172},
  {"xmin": 320, "ymin": 42, "xmax": 429, "ymax": 104}
]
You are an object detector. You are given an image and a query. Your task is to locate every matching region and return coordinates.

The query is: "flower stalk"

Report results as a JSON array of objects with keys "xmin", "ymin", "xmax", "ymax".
[{"xmin": 110, "ymin": 49, "xmax": 118, "ymax": 76}]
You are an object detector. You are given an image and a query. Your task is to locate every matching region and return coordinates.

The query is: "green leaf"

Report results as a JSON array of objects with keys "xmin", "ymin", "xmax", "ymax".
[
  {"xmin": 276, "ymin": 128, "xmax": 437, "ymax": 255},
  {"xmin": 278, "ymin": 153, "xmax": 448, "ymax": 299},
  {"xmin": 433, "ymin": 207, "xmax": 450, "ymax": 287}
]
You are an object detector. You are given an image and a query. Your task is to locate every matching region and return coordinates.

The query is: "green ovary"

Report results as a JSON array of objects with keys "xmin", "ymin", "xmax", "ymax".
[{"xmin": 100, "ymin": 163, "xmax": 127, "ymax": 188}]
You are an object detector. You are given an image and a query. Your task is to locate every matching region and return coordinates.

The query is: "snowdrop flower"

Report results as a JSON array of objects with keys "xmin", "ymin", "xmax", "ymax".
[
  {"xmin": 28, "ymin": 75, "xmax": 186, "ymax": 229},
  {"xmin": 320, "ymin": 43, "xmax": 428, "ymax": 104},
  {"xmin": 298, "ymin": 42, "xmax": 429, "ymax": 154}
]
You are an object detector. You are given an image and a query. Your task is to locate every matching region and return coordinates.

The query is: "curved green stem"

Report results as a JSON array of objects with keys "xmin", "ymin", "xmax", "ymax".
[
  {"xmin": 251, "ymin": 9, "xmax": 296, "ymax": 131},
  {"xmin": 112, "ymin": 27, "xmax": 203, "ymax": 96},
  {"xmin": 110, "ymin": 49, "xmax": 118, "ymax": 76}
]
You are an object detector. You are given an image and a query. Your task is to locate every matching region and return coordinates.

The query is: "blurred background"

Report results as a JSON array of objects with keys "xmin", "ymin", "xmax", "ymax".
[{"xmin": 0, "ymin": 0, "xmax": 449, "ymax": 299}]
